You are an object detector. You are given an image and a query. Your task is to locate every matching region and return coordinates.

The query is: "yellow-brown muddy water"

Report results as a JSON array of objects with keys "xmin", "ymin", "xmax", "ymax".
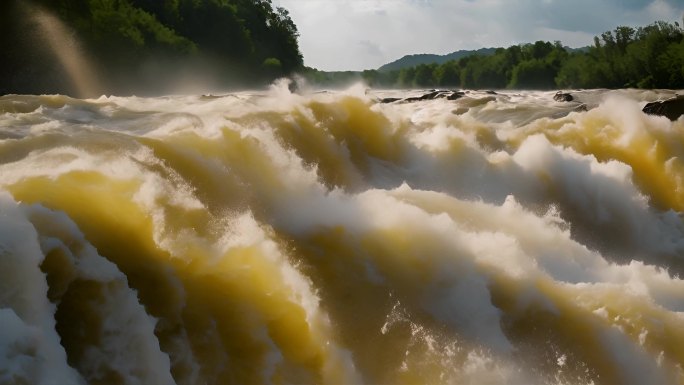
[{"xmin": 1, "ymin": 84, "xmax": 684, "ymax": 384}]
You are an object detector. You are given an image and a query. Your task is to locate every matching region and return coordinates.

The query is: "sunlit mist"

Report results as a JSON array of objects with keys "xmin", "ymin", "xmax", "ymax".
[{"xmin": 26, "ymin": 3, "xmax": 101, "ymax": 97}]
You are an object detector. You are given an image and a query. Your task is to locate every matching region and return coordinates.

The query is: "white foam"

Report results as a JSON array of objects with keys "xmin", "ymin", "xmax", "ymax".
[
  {"xmin": 0, "ymin": 192, "xmax": 85, "ymax": 385},
  {"xmin": 2, "ymin": 88, "xmax": 684, "ymax": 383}
]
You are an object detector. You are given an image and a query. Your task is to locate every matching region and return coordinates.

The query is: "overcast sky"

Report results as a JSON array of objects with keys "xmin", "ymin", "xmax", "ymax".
[{"xmin": 275, "ymin": 0, "xmax": 684, "ymax": 71}]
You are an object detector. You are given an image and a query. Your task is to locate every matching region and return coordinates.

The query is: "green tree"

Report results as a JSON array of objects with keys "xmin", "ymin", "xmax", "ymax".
[
  {"xmin": 509, "ymin": 59, "xmax": 556, "ymax": 89},
  {"xmin": 24, "ymin": 0, "xmax": 305, "ymax": 92},
  {"xmin": 413, "ymin": 63, "xmax": 437, "ymax": 87},
  {"xmin": 398, "ymin": 67, "xmax": 416, "ymax": 88},
  {"xmin": 435, "ymin": 61, "xmax": 461, "ymax": 87}
]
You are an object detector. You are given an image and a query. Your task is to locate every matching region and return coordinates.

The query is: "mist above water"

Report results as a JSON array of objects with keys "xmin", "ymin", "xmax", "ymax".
[
  {"xmin": 4, "ymin": 2, "xmax": 269, "ymax": 98},
  {"xmin": 23, "ymin": 2, "xmax": 102, "ymax": 98}
]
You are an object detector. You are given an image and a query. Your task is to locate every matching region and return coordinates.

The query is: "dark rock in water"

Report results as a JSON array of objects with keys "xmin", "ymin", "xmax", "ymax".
[
  {"xmin": 643, "ymin": 95, "xmax": 684, "ymax": 121},
  {"xmin": 288, "ymin": 80, "xmax": 299, "ymax": 93},
  {"xmin": 447, "ymin": 91, "xmax": 466, "ymax": 100},
  {"xmin": 405, "ymin": 90, "xmax": 447, "ymax": 102},
  {"xmin": 574, "ymin": 103, "xmax": 588, "ymax": 112},
  {"xmin": 550, "ymin": 103, "xmax": 591, "ymax": 119},
  {"xmin": 485, "ymin": 90, "xmax": 498, "ymax": 95},
  {"xmin": 554, "ymin": 91, "xmax": 574, "ymax": 102},
  {"xmin": 382, "ymin": 90, "xmax": 479, "ymax": 104}
]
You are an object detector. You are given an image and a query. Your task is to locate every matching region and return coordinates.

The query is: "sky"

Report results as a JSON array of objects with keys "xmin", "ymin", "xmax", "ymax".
[{"xmin": 275, "ymin": 0, "xmax": 684, "ymax": 71}]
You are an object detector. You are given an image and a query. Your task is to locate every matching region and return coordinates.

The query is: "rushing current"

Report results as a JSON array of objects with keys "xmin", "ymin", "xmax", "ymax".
[{"xmin": 1, "ymin": 82, "xmax": 684, "ymax": 385}]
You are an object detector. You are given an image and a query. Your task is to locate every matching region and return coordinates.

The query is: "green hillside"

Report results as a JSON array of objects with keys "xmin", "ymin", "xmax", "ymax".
[{"xmin": 378, "ymin": 48, "xmax": 497, "ymax": 72}]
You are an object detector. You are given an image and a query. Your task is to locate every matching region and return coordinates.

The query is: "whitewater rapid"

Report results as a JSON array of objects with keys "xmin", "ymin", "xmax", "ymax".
[{"xmin": 1, "ymin": 83, "xmax": 683, "ymax": 385}]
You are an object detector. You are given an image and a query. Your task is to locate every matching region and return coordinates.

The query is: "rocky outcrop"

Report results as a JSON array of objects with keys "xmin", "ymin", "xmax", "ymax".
[
  {"xmin": 404, "ymin": 90, "xmax": 447, "ymax": 102},
  {"xmin": 447, "ymin": 91, "xmax": 466, "ymax": 100},
  {"xmin": 574, "ymin": 103, "xmax": 588, "ymax": 112},
  {"xmin": 643, "ymin": 95, "xmax": 684, "ymax": 121},
  {"xmin": 380, "ymin": 90, "xmax": 465, "ymax": 103},
  {"xmin": 553, "ymin": 92, "xmax": 574, "ymax": 102}
]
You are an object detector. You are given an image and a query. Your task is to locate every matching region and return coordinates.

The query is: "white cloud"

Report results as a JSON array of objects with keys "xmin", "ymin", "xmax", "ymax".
[
  {"xmin": 646, "ymin": 0, "xmax": 679, "ymax": 20},
  {"xmin": 276, "ymin": 0, "xmax": 684, "ymax": 70}
]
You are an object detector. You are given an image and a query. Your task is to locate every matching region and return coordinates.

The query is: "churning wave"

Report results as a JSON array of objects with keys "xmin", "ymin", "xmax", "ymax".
[{"xmin": 1, "ymin": 82, "xmax": 684, "ymax": 385}]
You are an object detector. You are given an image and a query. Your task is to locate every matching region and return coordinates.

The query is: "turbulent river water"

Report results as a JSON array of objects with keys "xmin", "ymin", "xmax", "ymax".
[{"xmin": 1, "ymin": 83, "xmax": 684, "ymax": 385}]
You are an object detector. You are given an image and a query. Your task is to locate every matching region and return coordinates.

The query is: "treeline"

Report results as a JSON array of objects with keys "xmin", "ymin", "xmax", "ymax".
[
  {"xmin": 557, "ymin": 21, "xmax": 684, "ymax": 88},
  {"xmin": 1, "ymin": 0, "xmax": 303, "ymax": 95},
  {"xmin": 304, "ymin": 20, "xmax": 684, "ymax": 90},
  {"xmin": 362, "ymin": 41, "xmax": 569, "ymax": 89}
]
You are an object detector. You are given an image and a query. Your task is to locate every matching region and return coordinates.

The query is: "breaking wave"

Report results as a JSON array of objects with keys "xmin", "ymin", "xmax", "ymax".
[{"xmin": 1, "ymin": 83, "xmax": 684, "ymax": 385}]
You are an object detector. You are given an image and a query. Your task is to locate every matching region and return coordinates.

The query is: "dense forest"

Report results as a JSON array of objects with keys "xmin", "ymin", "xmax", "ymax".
[
  {"xmin": 0, "ymin": 0, "xmax": 303, "ymax": 95},
  {"xmin": 304, "ymin": 20, "xmax": 684, "ymax": 90}
]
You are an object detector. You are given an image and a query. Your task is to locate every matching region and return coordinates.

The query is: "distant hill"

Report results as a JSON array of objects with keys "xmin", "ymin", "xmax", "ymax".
[
  {"xmin": 378, "ymin": 48, "xmax": 497, "ymax": 72},
  {"xmin": 567, "ymin": 46, "xmax": 591, "ymax": 53}
]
